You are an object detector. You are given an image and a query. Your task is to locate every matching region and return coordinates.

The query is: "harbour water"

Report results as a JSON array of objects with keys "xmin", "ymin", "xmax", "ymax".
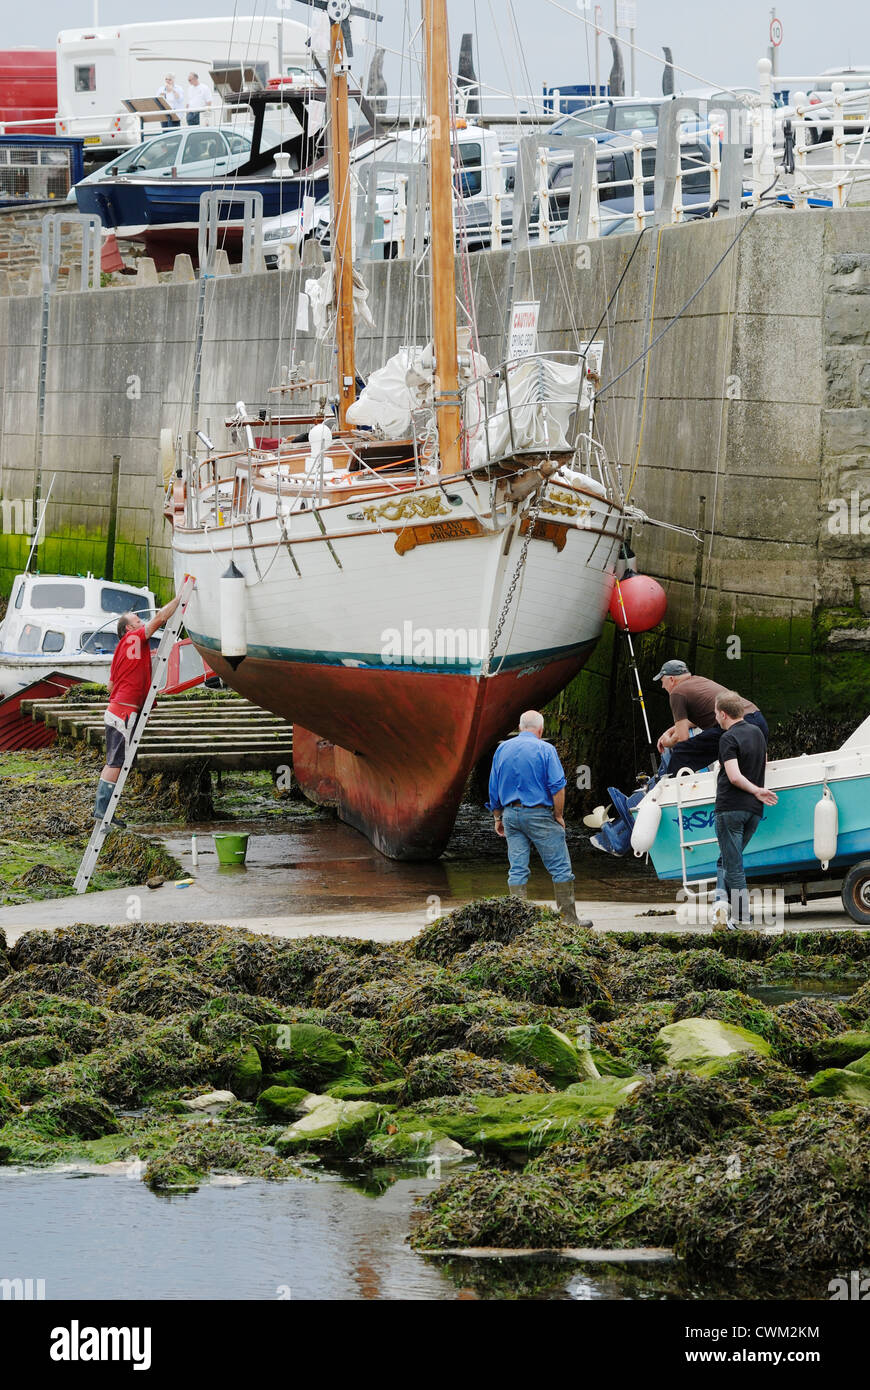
[{"xmin": 0, "ymin": 1167, "xmax": 855, "ymax": 1302}]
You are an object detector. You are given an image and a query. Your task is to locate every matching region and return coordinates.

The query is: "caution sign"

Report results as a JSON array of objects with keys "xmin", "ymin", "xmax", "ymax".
[{"xmin": 508, "ymin": 301, "xmax": 540, "ymax": 360}]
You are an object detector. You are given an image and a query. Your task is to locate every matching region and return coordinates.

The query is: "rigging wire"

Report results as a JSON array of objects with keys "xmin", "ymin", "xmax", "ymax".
[{"xmin": 596, "ymin": 176, "xmax": 783, "ymax": 410}]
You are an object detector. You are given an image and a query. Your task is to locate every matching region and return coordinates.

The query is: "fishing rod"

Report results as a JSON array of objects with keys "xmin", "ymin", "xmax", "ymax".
[
  {"xmin": 613, "ymin": 573, "xmax": 658, "ymax": 774},
  {"xmin": 24, "ymin": 473, "xmax": 56, "ymax": 574}
]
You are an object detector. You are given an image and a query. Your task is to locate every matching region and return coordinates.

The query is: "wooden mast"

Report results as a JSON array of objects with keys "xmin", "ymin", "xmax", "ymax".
[
  {"xmin": 423, "ymin": 0, "xmax": 462, "ymax": 476},
  {"xmin": 328, "ymin": 12, "xmax": 356, "ymax": 430}
]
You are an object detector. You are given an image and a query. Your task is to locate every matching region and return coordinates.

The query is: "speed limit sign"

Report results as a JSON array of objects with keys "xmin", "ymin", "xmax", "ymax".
[{"xmin": 770, "ymin": 16, "xmax": 783, "ymax": 46}]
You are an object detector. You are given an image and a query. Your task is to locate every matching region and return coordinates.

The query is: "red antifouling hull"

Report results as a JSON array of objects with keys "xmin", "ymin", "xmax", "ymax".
[{"xmin": 198, "ymin": 646, "xmax": 594, "ymax": 859}]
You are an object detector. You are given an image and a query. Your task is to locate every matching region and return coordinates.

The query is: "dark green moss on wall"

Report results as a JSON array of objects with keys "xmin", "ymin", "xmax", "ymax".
[{"xmin": 0, "ymin": 532, "xmax": 173, "ymax": 605}]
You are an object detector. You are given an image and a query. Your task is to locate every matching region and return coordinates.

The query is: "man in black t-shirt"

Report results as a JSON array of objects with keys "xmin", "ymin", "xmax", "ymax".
[{"xmin": 713, "ymin": 690, "xmax": 778, "ymax": 930}]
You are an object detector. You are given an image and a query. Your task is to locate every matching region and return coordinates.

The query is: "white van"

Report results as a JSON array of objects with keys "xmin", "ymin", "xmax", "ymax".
[{"xmin": 55, "ymin": 16, "xmax": 314, "ymax": 152}]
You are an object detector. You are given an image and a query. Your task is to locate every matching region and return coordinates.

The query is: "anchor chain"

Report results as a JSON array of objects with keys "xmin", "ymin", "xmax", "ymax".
[{"xmin": 487, "ymin": 479, "xmax": 548, "ymax": 666}]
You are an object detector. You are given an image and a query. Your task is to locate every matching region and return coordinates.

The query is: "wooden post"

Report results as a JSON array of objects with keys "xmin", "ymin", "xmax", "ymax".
[
  {"xmin": 328, "ymin": 20, "xmax": 357, "ymax": 429},
  {"xmin": 423, "ymin": 0, "xmax": 462, "ymax": 476},
  {"xmin": 105, "ymin": 454, "xmax": 121, "ymax": 581}
]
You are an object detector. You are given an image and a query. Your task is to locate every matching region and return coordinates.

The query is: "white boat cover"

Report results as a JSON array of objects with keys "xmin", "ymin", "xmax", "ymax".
[
  {"xmin": 346, "ymin": 342, "xmax": 491, "ymax": 442},
  {"xmin": 470, "ymin": 355, "xmax": 589, "ymax": 465},
  {"xmin": 305, "ymin": 265, "xmax": 376, "ymax": 338}
]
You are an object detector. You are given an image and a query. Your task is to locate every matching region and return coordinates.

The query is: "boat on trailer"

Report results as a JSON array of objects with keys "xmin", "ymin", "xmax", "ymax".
[
  {"xmin": 167, "ymin": 0, "xmax": 630, "ymax": 860},
  {"xmin": 631, "ymin": 714, "xmax": 870, "ymax": 925}
]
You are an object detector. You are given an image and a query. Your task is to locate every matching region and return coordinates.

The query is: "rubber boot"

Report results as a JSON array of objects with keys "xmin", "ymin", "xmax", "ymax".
[
  {"xmin": 509, "ymin": 884, "xmax": 528, "ymax": 899},
  {"xmin": 94, "ymin": 778, "xmax": 125, "ymax": 828},
  {"xmin": 553, "ymin": 879, "xmax": 592, "ymax": 928}
]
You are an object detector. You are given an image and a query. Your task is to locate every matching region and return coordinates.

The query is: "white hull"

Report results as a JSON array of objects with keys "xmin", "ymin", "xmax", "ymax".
[
  {"xmin": 172, "ymin": 474, "xmax": 625, "ymax": 672},
  {"xmin": 0, "ymin": 654, "xmax": 111, "ymax": 699}
]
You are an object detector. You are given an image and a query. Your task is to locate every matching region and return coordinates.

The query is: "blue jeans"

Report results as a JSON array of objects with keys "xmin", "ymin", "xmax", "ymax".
[
  {"xmin": 502, "ymin": 806, "xmax": 573, "ymax": 886},
  {"xmin": 187, "ymin": 111, "xmax": 201, "ymax": 126},
  {"xmin": 715, "ymin": 809, "xmax": 761, "ymax": 923}
]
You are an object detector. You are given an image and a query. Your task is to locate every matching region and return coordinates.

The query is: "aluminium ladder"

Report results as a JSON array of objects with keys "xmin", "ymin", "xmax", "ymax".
[
  {"xmin": 73, "ymin": 574, "xmax": 196, "ymax": 895},
  {"xmin": 673, "ymin": 765, "xmax": 720, "ymax": 918}
]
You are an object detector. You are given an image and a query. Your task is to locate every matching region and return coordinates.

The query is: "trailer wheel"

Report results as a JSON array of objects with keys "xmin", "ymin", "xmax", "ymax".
[{"xmin": 842, "ymin": 860, "xmax": 870, "ymax": 925}]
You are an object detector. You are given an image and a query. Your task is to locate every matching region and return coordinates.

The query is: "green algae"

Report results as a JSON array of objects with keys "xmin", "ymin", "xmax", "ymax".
[{"xmin": 1, "ymin": 904, "xmax": 869, "ymax": 1267}]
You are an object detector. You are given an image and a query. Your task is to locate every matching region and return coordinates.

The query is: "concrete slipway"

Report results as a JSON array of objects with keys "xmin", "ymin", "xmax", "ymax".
[{"xmin": 0, "ymin": 821, "xmax": 851, "ymax": 945}]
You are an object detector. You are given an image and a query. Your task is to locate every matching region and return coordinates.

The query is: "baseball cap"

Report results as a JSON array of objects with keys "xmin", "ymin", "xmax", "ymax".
[{"xmin": 653, "ymin": 659, "xmax": 689, "ymax": 681}]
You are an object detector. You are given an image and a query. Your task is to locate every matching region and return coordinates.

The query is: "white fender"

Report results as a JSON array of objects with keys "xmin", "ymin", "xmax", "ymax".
[
  {"xmin": 220, "ymin": 561, "xmax": 247, "ymax": 669},
  {"xmin": 813, "ymin": 787, "xmax": 838, "ymax": 870},
  {"xmin": 631, "ymin": 794, "xmax": 662, "ymax": 854}
]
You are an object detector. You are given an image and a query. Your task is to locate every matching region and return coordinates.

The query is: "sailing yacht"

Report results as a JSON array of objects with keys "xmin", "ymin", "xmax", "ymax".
[{"xmin": 168, "ymin": 0, "xmax": 629, "ymax": 859}]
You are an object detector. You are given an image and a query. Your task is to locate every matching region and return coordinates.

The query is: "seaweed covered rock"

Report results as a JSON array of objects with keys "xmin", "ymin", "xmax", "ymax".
[
  {"xmin": 589, "ymin": 1071, "xmax": 758, "ymax": 1165},
  {"xmin": 808, "ymin": 1031, "xmax": 870, "ymax": 1068},
  {"xmin": 385, "ymin": 997, "xmax": 550, "ymax": 1064},
  {"xmin": 0, "ymin": 964, "xmax": 103, "ymax": 1005},
  {"xmin": 656, "ymin": 1017, "xmax": 771, "ymax": 1071},
  {"xmin": 0, "ymin": 1033, "xmax": 72, "ymax": 1070},
  {"xmin": 672, "ymin": 990, "xmax": 790, "ymax": 1052},
  {"xmin": 770, "ymin": 998, "xmax": 848, "ymax": 1062},
  {"xmin": 25, "ymin": 1092, "xmax": 119, "ymax": 1140},
  {"xmin": 597, "ymin": 1001, "xmax": 676, "ymax": 1069},
  {"xmin": 807, "ymin": 1068, "xmax": 870, "ymax": 1104},
  {"xmin": 414, "ymin": 1109, "xmax": 870, "ymax": 1268},
  {"xmin": 0, "ymin": 1080, "xmax": 21, "ymax": 1122},
  {"xmin": 841, "ymin": 981, "xmax": 870, "ymax": 1026},
  {"xmin": 701, "ymin": 1052, "xmax": 808, "ymax": 1111},
  {"xmin": 110, "ymin": 965, "xmax": 217, "ymax": 1019},
  {"xmin": 394, "ymin": 1081, "xmax": 641, "ymax": 1160},
  {"xmin": 274, "ymin": 1096, "xmax": 385, "ymax": 1154},
  {"xmin": 255, "ymin": 1085, "xmax": 311, "ymax": 1121},
  {"xmin": 411, "ymin": 896, "xmax": 542, "ymax": 964},
  {"xmin": 254, "ymin": 1021, "xmax": 356, "ymax": 1089},
  {"xmin": 466, "ymin": 1021, "xmax": 591, "ymax": 1089},
  {"xmin": 453, "ymin": 939, "xmax": 611, "ymax": 1007},
  {"xmin": 223, "ymin": 1042, "xmax": 263, "ymax": 1100},
  {"xmin": 399, "ymin": 1049, "xmax": 547, "ymax": 1104},
  {"xmin": 260, "ymin": 939, "xmax": 352, "ymax": 1004},
  {"xmin": 678, "ymin": 950, "xmax": 765, "ymax": 993},
  {"xmin": 143, "ymin": 1125, "xmax": 299, "ymax": 1192}
]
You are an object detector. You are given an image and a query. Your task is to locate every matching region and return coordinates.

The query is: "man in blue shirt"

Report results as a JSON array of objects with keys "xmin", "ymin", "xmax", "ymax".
[{"xmin": 488, "ymin": 710, "xmax": 588, "ymax": 925}]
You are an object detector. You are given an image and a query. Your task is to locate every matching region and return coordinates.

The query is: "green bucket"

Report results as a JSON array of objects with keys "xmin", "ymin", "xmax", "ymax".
[{"xmin": 213, "ymin": 832, "xmax": 249, "ymax": 866}]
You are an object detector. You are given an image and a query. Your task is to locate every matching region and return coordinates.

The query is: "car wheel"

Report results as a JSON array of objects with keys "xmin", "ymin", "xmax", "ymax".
[{"xmin": 841, "ymin": 859, "xmax": 870, "ymax": 925}]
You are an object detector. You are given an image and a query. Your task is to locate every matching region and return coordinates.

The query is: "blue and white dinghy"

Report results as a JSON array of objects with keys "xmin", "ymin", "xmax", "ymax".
[{"xmin": 630, "ymin": 714, "xmax": 870, "ymax": 924}]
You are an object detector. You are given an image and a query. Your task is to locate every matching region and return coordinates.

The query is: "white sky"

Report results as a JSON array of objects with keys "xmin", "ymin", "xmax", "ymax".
[{"xmin": 7, "ymin": 1, "xmax": 870, "ymax": 101}]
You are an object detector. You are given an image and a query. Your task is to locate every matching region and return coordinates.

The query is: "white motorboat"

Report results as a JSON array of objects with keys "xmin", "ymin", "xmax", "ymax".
[{"xmin": 0, "ymin": 572, "xmax": 156, "ymax": 697}]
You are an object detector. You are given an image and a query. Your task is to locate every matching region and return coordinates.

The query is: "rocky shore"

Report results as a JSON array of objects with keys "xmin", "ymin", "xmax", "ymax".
[{"xmin": 1, "ymin": 900, "xmax": 870, "ymax": 1273}]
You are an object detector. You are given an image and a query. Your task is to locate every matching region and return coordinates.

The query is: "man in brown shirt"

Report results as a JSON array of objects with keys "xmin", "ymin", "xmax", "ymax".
[{"xmin": 654, "ymin": 659, "xmax": 767, "ymax": 778}]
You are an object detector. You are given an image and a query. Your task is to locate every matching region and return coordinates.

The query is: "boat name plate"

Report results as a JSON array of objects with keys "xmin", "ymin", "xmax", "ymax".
[{"xmin": 394, "ymin": 517, "xmax": 485, "ymax": 555}]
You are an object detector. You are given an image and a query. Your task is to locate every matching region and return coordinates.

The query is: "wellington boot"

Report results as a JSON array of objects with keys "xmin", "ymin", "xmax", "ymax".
[{"xmin": 553, "ymin": 879, "xmax": 592, "ymax": 927}]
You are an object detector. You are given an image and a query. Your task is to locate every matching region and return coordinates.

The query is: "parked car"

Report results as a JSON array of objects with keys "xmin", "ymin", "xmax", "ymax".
[
  {"xmin": 532, "ymin": 134, "xmax": 713, "ymax": 236},
  {"xmin": 803, "ymin": 69, "xmax": 870, "ymax": 144},
  {"xmin": 66, "ymin": 124, "xmax": 254, "ymax": 201}
]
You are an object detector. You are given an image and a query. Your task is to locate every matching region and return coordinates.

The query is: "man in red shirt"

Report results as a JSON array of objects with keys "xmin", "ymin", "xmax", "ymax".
[{"xmin": 93, "ymin": 594, "xmax": 182, "ymax": 823}]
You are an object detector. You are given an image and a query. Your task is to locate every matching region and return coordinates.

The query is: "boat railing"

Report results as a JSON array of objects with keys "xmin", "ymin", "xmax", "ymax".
[{"xmin": 459, "ymin": 349, "xmax": 620, "ymax": 497}]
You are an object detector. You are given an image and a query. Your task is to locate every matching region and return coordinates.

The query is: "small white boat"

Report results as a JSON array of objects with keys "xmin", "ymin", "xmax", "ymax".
[{"xmin": 0, "ymin": 572, "xmax": 156, "ymax": 697}]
